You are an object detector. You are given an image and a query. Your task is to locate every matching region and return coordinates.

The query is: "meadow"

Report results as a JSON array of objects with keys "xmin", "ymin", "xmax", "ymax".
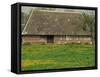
[{"xmin": 21, "ymin": 44, "xmax": 95, "ymax": 71}]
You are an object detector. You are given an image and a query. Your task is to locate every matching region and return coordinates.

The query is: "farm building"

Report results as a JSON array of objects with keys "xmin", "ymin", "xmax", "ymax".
[{"xmin": 22, "ymin": 11, "xmax": 92, "ymax": 44}]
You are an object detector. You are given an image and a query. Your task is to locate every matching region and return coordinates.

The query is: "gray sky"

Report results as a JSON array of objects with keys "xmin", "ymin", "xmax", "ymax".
[{"xmin": 21, "ymin": 6, "xmax": 95, "ymax": 15}]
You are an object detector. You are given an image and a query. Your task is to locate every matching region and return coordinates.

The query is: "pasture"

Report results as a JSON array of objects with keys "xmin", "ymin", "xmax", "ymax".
[{"xmin": 21, "ymin": 44, "xmax": 95, "ymax": 71}]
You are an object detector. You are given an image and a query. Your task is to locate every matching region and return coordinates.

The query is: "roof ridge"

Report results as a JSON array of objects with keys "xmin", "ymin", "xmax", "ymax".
[{"xmin": 31, "ymin": 10, "xmax": 81, "ymax": 14}]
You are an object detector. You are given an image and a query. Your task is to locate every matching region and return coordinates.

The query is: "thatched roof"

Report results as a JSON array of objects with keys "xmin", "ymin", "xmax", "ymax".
[{"xmin": 22, "ymin": 11, "xmax": 90, "ymax": 35}]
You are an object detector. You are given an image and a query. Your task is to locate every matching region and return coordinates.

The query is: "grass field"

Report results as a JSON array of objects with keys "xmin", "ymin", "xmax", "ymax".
[{"xmin": 21, "ymin": 44, "xmax": 95, "ymax": 71}]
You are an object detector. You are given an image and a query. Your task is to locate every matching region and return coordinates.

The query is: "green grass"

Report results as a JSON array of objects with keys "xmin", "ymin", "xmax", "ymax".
[{"xmin": 21, "ymin": 44, "xmax": 95, "ymax": 71}]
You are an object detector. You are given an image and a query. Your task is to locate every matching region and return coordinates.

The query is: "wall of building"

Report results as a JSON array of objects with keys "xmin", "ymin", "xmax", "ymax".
[
  {"xmin": 22, "ymin": 35, "xmax": 47, "ymax": 44},
  {"xmin": 22, "ymin": 35, "xmax": 92, "ymax": 44},
  {"xmin": 54, "ymin": 35, "xmax": 92, "ymax": 44}
]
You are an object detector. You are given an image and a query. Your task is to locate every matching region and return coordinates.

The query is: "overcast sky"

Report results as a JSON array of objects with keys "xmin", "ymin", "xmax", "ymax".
[{"xmin": 21, "ymin": 6, "xmax": 95, "ymax": 15}]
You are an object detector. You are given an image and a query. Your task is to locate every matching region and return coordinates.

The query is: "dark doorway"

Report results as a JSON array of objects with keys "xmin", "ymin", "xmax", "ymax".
[{"xmin": 47, "ymin": 35, "xmax": 54, "ymax": 43}]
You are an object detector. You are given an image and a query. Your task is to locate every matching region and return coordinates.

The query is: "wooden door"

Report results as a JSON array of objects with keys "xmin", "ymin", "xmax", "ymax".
[{"xmin": 47, "ymin": 35, "xmax": 54, "ymax": 43}]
